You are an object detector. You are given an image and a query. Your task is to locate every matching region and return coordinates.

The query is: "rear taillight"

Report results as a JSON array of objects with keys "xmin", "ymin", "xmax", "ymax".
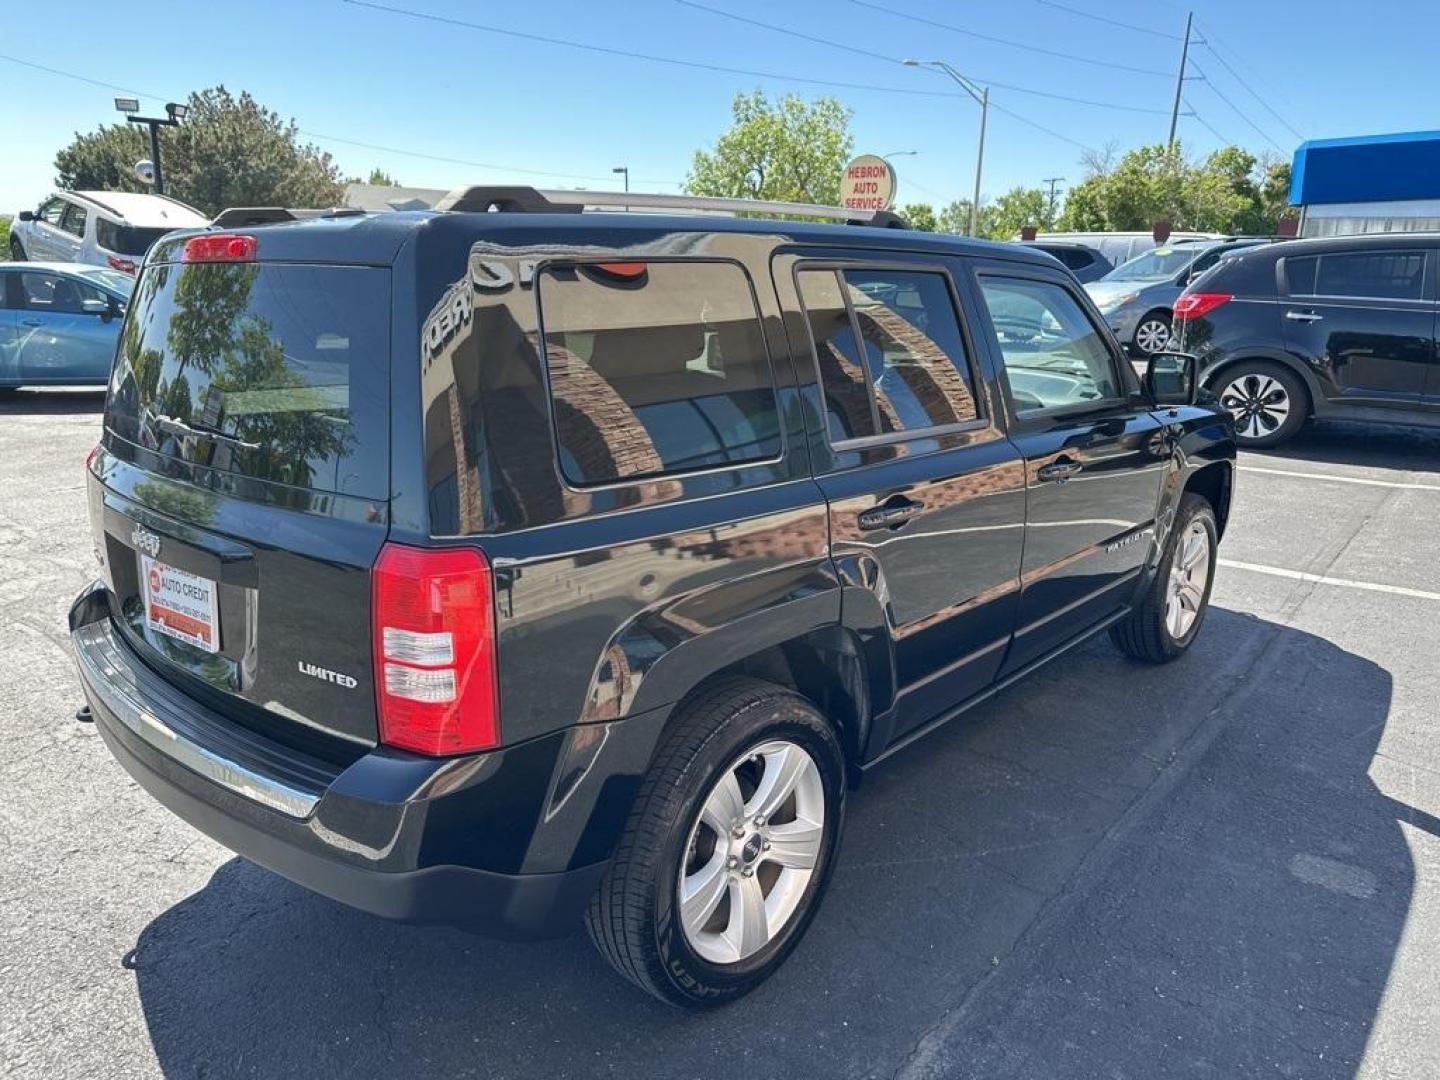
[
  {"xmin": 1173, "ymin": 292, "xmax": 1233, "ymax": 320},
  {"xmin": 106, "ymin": 255, "xmax": 137, "ymax": 274},
  {"xmin": 372, "ymin": 543, "xmax": 498, "ymax": 755},
  {"xmin": 181, "ymin": 234, "xmax": 257, "ymax": 263},
  {"xmin": 85, "ymin": 444, "xmax": 100, "ymax": 474}
]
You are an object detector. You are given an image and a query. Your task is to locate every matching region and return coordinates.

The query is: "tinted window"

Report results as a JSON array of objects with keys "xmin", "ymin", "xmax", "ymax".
[
  {"xmin": 538, "ymin": 261, "xmax": 779, "ymax": 484},
  {"xmin": 797, "ymin": 269, "xmax": 875, "ymax": 442},
  {"xmin": 979, "ymin": 278, "xmax": 1120, "ymax": 414},
  {"xmin": 1312, "ymin": 251, "xmax": 1426, "ymax": 300},
  {"xmin": 106, "ymin": 262, "xmax": 390, "ymax": 497},
  {"xmin": 845, "ymin": 270, "xmax": 978, "ymax": 434},
  {"xmin": 96, "ymin": 218, "xmax": 172, "ymax": 257},
  {"xmin": 1057, "ymin": 248, "xmax": 1095, "ymax": 270},
  {"xmin": 60, "ymin": 203, "xmax": 87, "ymax": 238},
  {"xmin": 1284, "ymin": 256, "xmax": 1317, "ymax": 296},
  {"xmin": 19, "ymin": 272, "xmax": 107, "ymax": 314}
]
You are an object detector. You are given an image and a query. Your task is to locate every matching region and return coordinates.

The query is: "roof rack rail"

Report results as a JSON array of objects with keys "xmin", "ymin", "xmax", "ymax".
[
  {"xmin": 432, "ymin": 186, "xmax": 909, "ymax": 229},
  {"xmin": 209, "ymin": 206, "xmax": 367, "ymax": 228}
]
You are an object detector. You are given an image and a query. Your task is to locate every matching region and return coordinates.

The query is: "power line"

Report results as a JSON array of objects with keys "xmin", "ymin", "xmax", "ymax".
[
  {"xmin": 671, "ymin": 0, "xmax": 1179, "ymax": 115},
  {"xmin": 1193, "ymin": 28, "xmax": 1304, "ymax": 141},
  {"xmin": 1188, "ymin": 60, "xmax": 1287, "ymax": 153},
  {"xmin": 1032, "ymin": 0, "xmax": 1181, "ymax": 40},
  {"xmin": 843, "ymin": 0, "xmax": 1171, "ymax": 77},
  {"xmin": 991, "ymin": 102, "xmax": 1095, "ymax": 152},
  {"xmin": 0, "ymin": 52, "xmax": 685, "ymax": 188},
  {"xmin": 1183, "ymin": 99, "xmax": 1231, "ymax": 145}
]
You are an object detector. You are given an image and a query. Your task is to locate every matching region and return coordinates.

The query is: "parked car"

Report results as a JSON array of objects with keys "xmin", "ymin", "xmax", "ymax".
[
  {"xmin": 70, "ymin": 190, "xmax": 1235, "ymax": 1008},
  {"xmin": 1174, "ymin": 233, "xmax": 1440, "ymax": 447},
  {"xmin": 0, "ymin": 261, "xmax": 133, "ymax": 388},
  {"xmin": 1029, "ymin": 230, "xmax": 1220, "ymax": 269},
  {"xmin": 9, "ymin": 191, "xmax": 208, "ymax": 274},
  {"xmin": 1018, "ymin": 239, "xmax": 1113, "ymax": 283},
  {"xmin": 1085, "ymin": 238, "xmax": 1271, "ymax": 357}
]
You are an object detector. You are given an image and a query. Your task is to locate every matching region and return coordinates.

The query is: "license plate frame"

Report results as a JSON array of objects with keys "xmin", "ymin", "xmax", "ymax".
[{"xmin": 140, "ymin": 554, "xmax": 221, "ymax": 654}]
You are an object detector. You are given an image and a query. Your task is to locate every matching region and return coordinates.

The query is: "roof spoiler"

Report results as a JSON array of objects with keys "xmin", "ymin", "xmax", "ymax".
[{"xmin": 432, "ymin": 185, "xmax": 909, "ymax": 229}]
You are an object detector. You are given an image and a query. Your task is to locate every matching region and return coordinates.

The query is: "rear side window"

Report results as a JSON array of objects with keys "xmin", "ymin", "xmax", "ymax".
[
  {"xmin": 798, "ymin": 267, "xmax": 978, "ymax": 443},
  {"xmin": 106, "ymin": 261, "xmax": 390, "ymax": 498},
  {"xmin": 60, "ymin": 203, "xmax": 87, "ymax": 238},
  {"xmin": 538, "ymin": 261, "xmax": 780, "ymax": 484},
  {"xmin": 1291, "ymin": 251, "xmax": 1427, "ymax": 300}
]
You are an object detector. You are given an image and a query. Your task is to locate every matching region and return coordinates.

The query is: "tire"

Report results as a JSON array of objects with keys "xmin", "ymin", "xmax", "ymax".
[
  {"xmin": 9, "ymin": 235, "xmax": 25, "ymax": 261},
  {"xmin": 1110, "ymin": 493, "xmax": 1218, "ymax": 663},
  {"xmin": 1131, "ymin": 310, "xmax": 1174, "ymax": 356},
  {"xmin": 586, "ymin": 677, "xmax": 846, "ymax": 1008},
  {"xmin": 1212, "ymin": 360, "xmax": 1307, "ymax": 448}
]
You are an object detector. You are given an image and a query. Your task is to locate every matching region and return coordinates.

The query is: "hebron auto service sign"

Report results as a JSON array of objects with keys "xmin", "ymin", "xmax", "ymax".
[{"xmin": 840, "ymin": 154, "xmax": 897, "ymax": 212}]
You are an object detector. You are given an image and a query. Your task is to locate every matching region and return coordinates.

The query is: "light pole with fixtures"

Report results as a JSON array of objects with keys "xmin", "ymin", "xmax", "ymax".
[
  {"xmin": 901, "ymin": 60, "xmax": 987, "ymax": 236},
  {"xmin": 114, "ymin": 98, "xmax": 188, "ymax": 195}
]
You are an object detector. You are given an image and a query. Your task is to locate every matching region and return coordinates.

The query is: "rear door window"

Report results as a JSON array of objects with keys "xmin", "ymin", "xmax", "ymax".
[
  {"xmin": 537, "ymin": 260, "xmax": 781, "ymax": 484},
  {"xmin": 60, "ymin": 203, "xmax": 88, "ymax": 238},
  {"xmin": 797, "ymin": 266, "xmax": 978, "ymax": 444},
  {"xmin": 106, "ymin": 261, "xmax": 390, "ymax": 497},
  {"xmin": 1308, "ymin": 251, "xmax": 1426, "ymax": 300}
]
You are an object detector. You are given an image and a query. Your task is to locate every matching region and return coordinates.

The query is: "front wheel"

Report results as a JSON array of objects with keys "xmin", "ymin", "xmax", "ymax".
[
  {"xmin": 1111, "ymin": 494, "xmax": 1218, "ymax": 663},
  {"xmin": 586, "ymin": 678, "xmax": 845, "ymax": 1007},
  {"xmin": 9, "ymin": 235, "xmax": 25, "ymax": 261},
  {"xmin": 1132, "ymin": 311, "xmax": 1174, "ymax": 355}
]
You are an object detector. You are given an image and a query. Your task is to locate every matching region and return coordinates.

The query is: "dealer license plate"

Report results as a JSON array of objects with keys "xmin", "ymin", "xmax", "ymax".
[{"xmin": 140, "ymin": 555, "xmax": 220, "ymax": 653}]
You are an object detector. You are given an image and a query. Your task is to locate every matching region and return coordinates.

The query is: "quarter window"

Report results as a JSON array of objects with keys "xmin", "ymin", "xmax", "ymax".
[
  {"xmin": 798, "ymin": 267, "xmax": 978, "ymax": 443},
  {"xmin": 979, "ymin": 278, "xmax": 1121, "ymax": 414},
  {"xmin": 538, "ymin": 261, "xmax": 781, "ymax": 484}
]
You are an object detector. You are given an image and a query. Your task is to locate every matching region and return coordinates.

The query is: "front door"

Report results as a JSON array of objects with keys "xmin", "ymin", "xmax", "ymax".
[
  {"xmin": 15, "ymin": 270, "xmax": 116, "ymax": 384},
  {"xmin": 781, "ymin": 255, "xmax": 1027, "ymax": 743},
  {"xmin": 27, "ymin": 198, "xmax": 69, "ymax": 261},
  {"xmin": 968, "ymin": 265, "xmax": 1169, "ymax": 674},
  {"xmin": 1280, "ymin": 247, "xmax": 1435, "ymax": 406}
]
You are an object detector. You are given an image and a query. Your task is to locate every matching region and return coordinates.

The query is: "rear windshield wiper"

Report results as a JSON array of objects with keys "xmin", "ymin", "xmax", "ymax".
[{"xmin": 152, "ymin": 414, "xmax": 261, "ymax": 453}]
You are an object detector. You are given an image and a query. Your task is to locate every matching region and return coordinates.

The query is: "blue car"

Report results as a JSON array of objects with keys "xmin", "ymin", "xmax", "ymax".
[{"xmin": 0, "ymin": 261, "xmax": 134, "ymax": 387}]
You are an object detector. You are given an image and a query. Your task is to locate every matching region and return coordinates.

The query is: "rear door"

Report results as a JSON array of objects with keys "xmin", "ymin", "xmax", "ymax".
[
  {"xmin": 1280, "ymin": 246, "xmax": 1435, "ymax": 406},
  {"xmin": 967, "ymin": 261, "xmax": 1169, "ymax": 674},
  {"xmin": 56, "ymin": 202, "xmax": 87, "ymax": 263},
  {"xmin": 98, "ymin": 255, "xmax": 392, "ymax": 753},
  {"xmin": 780, "ymin": 252, "xmax": 1027, "ymax": 741},
  {"xmin": 0, "ymin": 273, "xmax": 18, "ymax": 383}
]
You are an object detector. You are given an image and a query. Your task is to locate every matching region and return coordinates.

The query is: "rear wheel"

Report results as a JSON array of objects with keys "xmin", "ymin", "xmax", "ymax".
[
  {"xmin": 586, "ymin": 678, "xmax": 845, "ymax": 1007},
  {"xmin": 9, "ymin": 235, "xmax": 25, "ymax": 261},
  {"xmin": 1132, "ymin": 310, "xmax": 1173, "ymax": 355},
  {"xmin": 1215, "ymin": 361, "xmax": 1307, "ymax": 447},
  {"xmin": 1111, "ymin": 494, "xmax": 1217, "ymax": 663}
]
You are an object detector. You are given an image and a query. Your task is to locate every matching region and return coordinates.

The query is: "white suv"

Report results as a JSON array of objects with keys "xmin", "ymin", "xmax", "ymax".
[{"xmin": 10, "ymin": 191, "xmax": 208, "ymax": 274}]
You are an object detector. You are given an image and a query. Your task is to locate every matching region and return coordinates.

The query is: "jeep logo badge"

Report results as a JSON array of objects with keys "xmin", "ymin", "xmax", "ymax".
[{"xmin": 130, "ymin": 525, "xmax": 161, "ymax": 558}]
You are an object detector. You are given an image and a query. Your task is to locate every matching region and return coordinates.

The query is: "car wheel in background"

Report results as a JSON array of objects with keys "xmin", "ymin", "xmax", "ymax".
[
  {"xmin": 1110, "ymin": 493, "xmax": 1218, "ymax": 663},
  {"xmin": 586, "ymin": 677, "xmax": 845, "ymax": 1007},
  {"xmin": 1215, "ymin": 361, "xmax": 1307, "ymax": 448},
  {"xmin": 9, "ymin": 235, "xmax": 26, "ymax": 260},
  {"xmin": 1132, "ymin": 311, "xmax": 1174, "ymax": 355}
]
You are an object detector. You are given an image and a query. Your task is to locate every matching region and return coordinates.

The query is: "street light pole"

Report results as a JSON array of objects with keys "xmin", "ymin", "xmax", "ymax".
[
  {"xmin": 612, "ymin": 165, "xmax": 630, "ymax": 192},
  {"xmin": 903, "ymin": 60, "xmax": 988, "ymax": 236},
  {"xmin": 115, "ymin": 99, "xmax": 188, "ymax": 195}
]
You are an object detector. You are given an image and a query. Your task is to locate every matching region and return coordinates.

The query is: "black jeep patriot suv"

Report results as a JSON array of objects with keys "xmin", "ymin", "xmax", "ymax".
[{"xmin": 71, "ymin": 189, "xmax": 1235, "ymax": 1007}]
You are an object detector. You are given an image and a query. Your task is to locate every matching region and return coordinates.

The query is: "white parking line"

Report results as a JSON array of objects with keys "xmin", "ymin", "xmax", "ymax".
[
  {"xmin": 1238, "ymin": 465, "xmax": 1440, "ymax": 492},
  {"xmin": 1218, "ymin": 558, "xmax": 1440, "ymax": 602}
]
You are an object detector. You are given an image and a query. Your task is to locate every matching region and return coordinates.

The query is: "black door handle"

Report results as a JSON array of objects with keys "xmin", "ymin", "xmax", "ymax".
[
  {"xmin": 1037, "ymin": 458, "xmax": 1084, "ymax": 483},
  {"xmin": 858, "ymin": 499, "xmax": 924, "ymax": 531}
]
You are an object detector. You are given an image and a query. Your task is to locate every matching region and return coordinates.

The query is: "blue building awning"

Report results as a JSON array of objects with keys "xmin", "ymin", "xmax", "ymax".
[{"xmin": 1292, "ymin": 130, "xmax": 1440, "ymax": 206}]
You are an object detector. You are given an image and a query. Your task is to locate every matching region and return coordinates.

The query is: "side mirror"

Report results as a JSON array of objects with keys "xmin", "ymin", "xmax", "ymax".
[
  {"xmin": 18, "ymin": 210, "xmax": 35, "ymax": 222},
  {"xmin": 82, "ymin": 297, "xmax": 110, "ymax": 317},
  {"xmin": 1144, "ymin": 351, "xmax": 1198, "ymax": 407}
]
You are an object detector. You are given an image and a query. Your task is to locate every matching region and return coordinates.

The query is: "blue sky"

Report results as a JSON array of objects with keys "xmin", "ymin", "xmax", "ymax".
[{"xmin": 4, "ymin": 0, "xmax": 1439, "ymax": 215}]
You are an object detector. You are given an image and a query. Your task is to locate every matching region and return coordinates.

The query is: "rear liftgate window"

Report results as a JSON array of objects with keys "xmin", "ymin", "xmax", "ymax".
[
  {"xmin": 107, "ymin": 261, "xmax": 390, "ymax": 497},
  {"xmin": 537, "ymin": 261, "xmax": 781, "ymax": 484}
]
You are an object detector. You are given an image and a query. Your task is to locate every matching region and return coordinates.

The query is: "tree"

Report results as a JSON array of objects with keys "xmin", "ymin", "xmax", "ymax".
[
  {"xmin": 686, "ymin": 91, "xmax": 853, "ymax": 205},
  {"xmin": 1055, "ymin": 142, "xmax": 1294, "ymax": 235},
  {"xmin": 900, "ymin": 202, "xmax": 937, "ymax": 232},
  {"xmin": 984, "ymin": 186, "xmax": 1051, "ymax": 239},
  {"xmin": 937, "ymin": 199, "xmax": 974, "ymax": 236},
  {"xmin": 55, "ymin": 86, "xmax": 345, "ymax": 216},
  {"xmin": 350, "ymin": 168, "xmax": 399, "ymax": 186}
]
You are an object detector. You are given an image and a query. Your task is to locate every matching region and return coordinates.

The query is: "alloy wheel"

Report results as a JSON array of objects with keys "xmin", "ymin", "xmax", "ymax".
[
  {"xmin": 1165, "ymin": 520, "xmax": 1211, "ymax": 640},
  {"xmin": 678, "ymin": 739, "xmax": 825, "ymax": 965},
  {"xmin": 1134, "ymin": 317, "xmax": 1173, "ymax": 355},
  {"xmin": 1219, "ymin": 373, "xmax": 1291, "ymax": 441}
]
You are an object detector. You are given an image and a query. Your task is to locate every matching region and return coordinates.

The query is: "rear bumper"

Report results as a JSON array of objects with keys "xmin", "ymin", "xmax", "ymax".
[{"xmin": 69, "ymin": 583, "xmax": 643, "ymax": 939}]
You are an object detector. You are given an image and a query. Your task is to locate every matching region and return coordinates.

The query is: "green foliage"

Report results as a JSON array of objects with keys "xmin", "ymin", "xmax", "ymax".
[
  {"xmin": 937, "ymin": 199, "xmax": 974, "ymax": 236},
  {"xmin": 0, "ymin": 216, "xmax": 10, "ymax": 253},
  {"xmin": 1056, "ymin": 143, "xmax": 1294, "ymax": 234},
  {"xmin": 983, "ymin": 186, "xmax": 1052, "ymax": 239},
  {"xmin": 900, "ymin": 202, "xmax": 937, "ymax": 232},
  {"xmin": 686, "ymin": 91, "xmax": 853, "ymax": 205},
  {"xmin": 350, "ymin": 168, "xmax": 399, "ymax": 186},
  {"xmin": 54, "ymin": 86, "xmax": 345, "ymax": 216}
]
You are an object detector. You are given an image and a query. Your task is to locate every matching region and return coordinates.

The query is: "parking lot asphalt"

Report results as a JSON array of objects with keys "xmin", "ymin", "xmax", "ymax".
[{"xmin": 3, "ymin": 388, "xmax": 1439, "ymax": 1080}]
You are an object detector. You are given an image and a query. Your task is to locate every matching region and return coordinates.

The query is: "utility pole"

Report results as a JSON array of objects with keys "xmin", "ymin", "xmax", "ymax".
[
  {"xmin": 903, "ymin": 60, "xmax": 988, "ymax": 237},
  {"xmin": 1167, "ymin": 12, "xmax": 1194, "ymax": 150},
  {"xmin": 1042, "ymin": 177, "xmax": 1065, "ymax": 226}
]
